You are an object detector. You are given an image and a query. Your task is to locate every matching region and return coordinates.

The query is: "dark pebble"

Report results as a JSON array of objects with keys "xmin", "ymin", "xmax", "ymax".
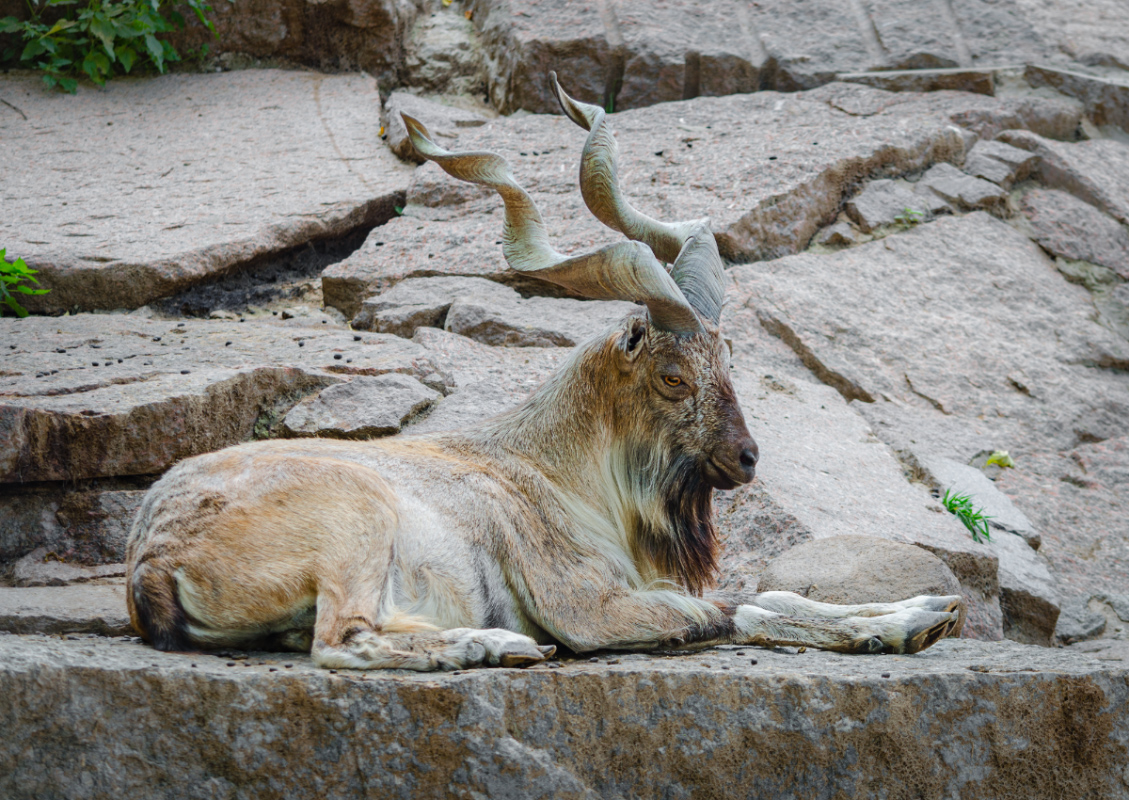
[
  {"xmin": 346, "ymin": 359, "xmax": 352, "ymax": 363},
  {"xmin": 329, "ymin": 670, "xmax": 338, "ymax": 674},
  {"xmin": 226, "ymin": 662, "xmax": 235, "ymax": 667},
  {"xmin": 225, "ymin": 341, "xmax": 232, "ymax": 346},
  {"xmin": 285, "ymin": 663, "xmax": 293, "ymax": 668},
  {"xmin": 92, "ymin": 362, "xmax": 99, "ymax": 366},
  {"xmin": 153, "ymin": 337, "xmax": 161, "ymax": 342},
  {"xmin": 269, "ymin": 667, "xmax": 277, "ymax": 672},
  {"xmin": 353, "ymin": 335, "xmax": 362, "ymax": 341},
  {"xmin": 768, "ymin": 156, "xmax": 777, "ymax": 160},
  {"xmin": 180, "ymin": 370, "xmax": 190, "ymax": 375},
  {"xmin": 333, "ymin": 354, "xmax": 342, "ymax": 360},
  {"xmin": 881, "ymin": 673, "xmax": 891, "ymax": 678},
  {"xmin": 298, "ymin": 342, "xmax": 305, "ymax": 347},
  {"xmin": 374, "ymin": 242, "xmax": 384, "ymax": 246},
  {"xmin": 750, "ymin": 659, "xmax": 758, "ymax": 665}
]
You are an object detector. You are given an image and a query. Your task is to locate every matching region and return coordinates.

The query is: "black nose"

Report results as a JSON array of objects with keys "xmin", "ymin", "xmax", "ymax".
[{"xmin": 739, "ymin": 445, "xmax": 759, "ymax": 469}]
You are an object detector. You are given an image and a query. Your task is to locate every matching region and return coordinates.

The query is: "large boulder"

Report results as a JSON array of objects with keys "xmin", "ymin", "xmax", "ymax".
[
  {"xmin": 0, "ymin": 70, "xmax": 413, "ymax": 313},
  {"xmin": 756, "ymin": 534, "xmax": 965, "ymax": 634}
]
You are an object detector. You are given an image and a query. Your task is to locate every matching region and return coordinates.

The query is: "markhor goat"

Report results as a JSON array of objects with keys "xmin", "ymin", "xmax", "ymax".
[{"xmin": 126, "ymin": 75, "xmax": 960, "ymax": 670}]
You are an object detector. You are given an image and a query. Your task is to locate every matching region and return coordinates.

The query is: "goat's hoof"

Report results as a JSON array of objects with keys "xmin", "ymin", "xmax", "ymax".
[
  {"xmin": 459, "ymin": 629, "xmax": 555, "ymax": 668},
  {"xmin": 902, "ymin": 610, "xmax": 958, "ymax": 654}
]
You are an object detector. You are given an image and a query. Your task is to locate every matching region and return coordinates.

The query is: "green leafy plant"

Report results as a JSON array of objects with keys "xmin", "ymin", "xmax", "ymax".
[
  {"xmin": 893, "ymin": 207, "xmax": 924, "ymax": 229},
  {"xmin": 941, "ymin": 489, "xmax": 992, "ymax": 544},
  {"xmin": 0, "ymin": 249, "xmax": 48, "ymax": 317},
  {"xmin": 1, "ymin": 0, "xmax": 219, "ymax": 93},
  {"xmin": 984, "ymin": 450, "xmax": 1015, "ymax": 469}
]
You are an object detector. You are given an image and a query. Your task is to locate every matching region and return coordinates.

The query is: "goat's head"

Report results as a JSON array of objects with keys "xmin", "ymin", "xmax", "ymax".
[{"xmin": 402, "ymin": 73, "xmax": 758, "ymax": 493}]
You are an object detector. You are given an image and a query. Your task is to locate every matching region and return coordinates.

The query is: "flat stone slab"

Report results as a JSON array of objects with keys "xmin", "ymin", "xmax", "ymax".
[
  {"xmin": 1001, "ymin": 129, "xmax": 1129, "ymax": 226},
  {"xmin": 324, "ymin": 83, "xmax": 1081, "ymax": 315},
  {"xmin": 0, "ymin": 315, "xmax": 450, "ymax": 483},
  {"xmin": 0, "ymin": 586, "xmax": 130, "ymax": 636},
  {"xmin": 281, "ymin": 374, "xmax": 441, "ymax": 438},
  {"xmin": 914, "ymin": 162, "xmax": 1009, "ymax": 212},
  {"xmin": 1025, "ymin": 65, "xmax": 1129, "ymax": 130},
  {"xmin": 0, "ymin": 635, "xmax": 1126, "ymax": 799},
  {"xmin": 0, "ymin": 70, "xmax": 414, "ymax": 312},
  {"xmin": 1020, "ymin": 187, "xmax": 1129, "ymax": 279},
  {"xmin": 732, "ymin": 212, "xmax": 1129, "ymax": 454},
  {"xmin": 962, "ymin": 138, "xmax": 1038, "ymax": 188}
]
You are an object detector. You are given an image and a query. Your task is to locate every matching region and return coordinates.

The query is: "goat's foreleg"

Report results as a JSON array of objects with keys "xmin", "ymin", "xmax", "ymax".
[{"xmin": 707, "ymin": 590, "xmax": 963, "ymax": 620}]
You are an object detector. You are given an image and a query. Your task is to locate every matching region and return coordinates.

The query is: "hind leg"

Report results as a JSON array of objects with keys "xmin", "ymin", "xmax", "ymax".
[
  {"xmin": 311, "ymin": 573, "xmax": 553, "ymax": 670},
  {"xmin": 747, "ymin": 591, "xmax": 963, "ymax": 619}
]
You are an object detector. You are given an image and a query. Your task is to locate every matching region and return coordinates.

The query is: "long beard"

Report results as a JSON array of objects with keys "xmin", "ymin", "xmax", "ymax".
[{"xmin": 627, "ymin": 447, "xmax": 719, "ymax": 596}]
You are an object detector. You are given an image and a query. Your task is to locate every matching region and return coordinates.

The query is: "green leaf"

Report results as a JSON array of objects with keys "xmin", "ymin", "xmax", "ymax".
[
  {"xmin": 143, "ymin": 32, "xmax": 163, "ymax": 69},
  {"xmin": 2, "ymin": 296, "xmax": 29, "ymax": 318},
  {"xmin": 44, "ymin": 18, "xmax": 76, "ymax": 35},
  {"xmin": 0, "ymin": 16, "xmax": 25, "ymax": 33},
  {"xmin": 89, "ymin": 16, "xmax": 116, "ymax": 58},
  {"xmin": 20, "ymin": 38, "xmax": 46, "ymax": 60},
  {"xmin": 58, "ymin": 76, "xmax": 78, "ymax": 93},
  {"xmin": 114, "ymin": 43, "xmax": 135, "ymax": 71}
]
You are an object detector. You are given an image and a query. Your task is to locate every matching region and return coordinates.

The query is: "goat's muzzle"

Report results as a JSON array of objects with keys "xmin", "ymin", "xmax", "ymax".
[{"xmin": 705, "ymin": 434, "xmax": 758, "ymax": 490}]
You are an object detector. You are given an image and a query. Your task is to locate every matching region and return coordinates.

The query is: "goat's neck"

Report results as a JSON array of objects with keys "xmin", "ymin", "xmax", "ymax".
[{"xmin": 471, "ymin": 342, "xmax": 616, "ymax": 500}]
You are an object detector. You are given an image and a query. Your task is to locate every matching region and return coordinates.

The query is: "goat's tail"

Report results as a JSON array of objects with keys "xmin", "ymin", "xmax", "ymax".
[{"xmin": 128, "ymin": 561, "xmax": 191, "ymax": 651}]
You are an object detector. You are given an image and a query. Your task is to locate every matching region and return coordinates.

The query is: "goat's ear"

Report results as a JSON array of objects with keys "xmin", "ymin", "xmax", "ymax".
[{"xmin": 616, "ymin": 317, "xmax": 648, "ymax": 365}]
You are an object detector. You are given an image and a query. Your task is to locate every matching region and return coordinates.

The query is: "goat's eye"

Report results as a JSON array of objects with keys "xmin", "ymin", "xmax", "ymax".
[{"xmin": 663, "ymin": 376, "xmax": 682, "ymax": 387}]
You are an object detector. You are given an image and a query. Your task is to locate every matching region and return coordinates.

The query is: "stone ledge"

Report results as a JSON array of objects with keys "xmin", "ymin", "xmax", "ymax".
[{"xmin": 0, "ymin": 635, "xmax": 1126, "ymax": 799}]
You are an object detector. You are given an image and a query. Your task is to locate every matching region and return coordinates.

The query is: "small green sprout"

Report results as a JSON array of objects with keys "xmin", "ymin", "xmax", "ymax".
[
  {"xmin": 1, "ymin": 249, "xmax": 49, "ymax": 317},
  {"xmin": 893, "ymin": 207, "xmax": 924, "ymax": 229},
  {"xmin": 942, "ymin": 489, "xmax": 992, "ymax": 544},
  {"xmin": 985, "ymin": 450, "xmax": 1015, "ymax": 469}
]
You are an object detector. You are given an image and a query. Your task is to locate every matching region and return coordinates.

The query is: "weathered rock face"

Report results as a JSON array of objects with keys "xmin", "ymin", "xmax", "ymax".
[
  {"xmin": 0, "ymin": 315, "xmax": 449, "ymax": 483},
  {"xmin": 717, "ymin": 372, "xmax": 1004, "ymax": 640},
  {"xmin": 1, "ymin": 635, "xmax": 1127, "ymax": 800},
  {"xmin": 165, "ymin": 0, "xmax": 429, "ymax": 85},
  {"xmin": 1002, "ymin": 130, "xmax": 1129, "ymax": 226},
  {"xmin": 0, "ymin": 70, "xmax": 413, "ymax": 313},
  {"xmin": 733, "ymin": 213, "xmax": 1129, "ymax": 453},
  {"xmin": 0, "ymin": 484, "xmax": 145, "ymax": 566},
  {"xmin": 0, "ymin": 587, "xmax": 130, "ymax": 635},
  {"xmin": 281, "ymin": 374, "xmax": 441, "ymax": 438},
  {"xmin": 401, "ymin": 4, "xmax": 490, "ymax": 96},
  {"xmin": 1020, "ymin": 187, "xmax": 1129, "ymax": 279},
  {"xmin": 461, "ymin": 0, "xmax": 1098, "ymax": 114},
  {"xmin": 353, "ymin": 276, "xmax": 638, "ymax": 347},
  {"xmin": 756, "ymin": 535, "xmax": 966, "ymax": 633},
  {"xmin": 324, "ymin": 82, "xmax": 1081, "ymax": 315}
]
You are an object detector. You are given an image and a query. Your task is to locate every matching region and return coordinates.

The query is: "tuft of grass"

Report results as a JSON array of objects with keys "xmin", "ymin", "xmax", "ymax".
[{"xmin": 941, "ymin": 489, "xmax": 992, "ymax": 543}]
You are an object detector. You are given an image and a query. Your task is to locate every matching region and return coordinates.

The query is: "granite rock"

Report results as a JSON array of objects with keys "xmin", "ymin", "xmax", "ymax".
[
  {"xmin": 281, "ymin": 374, "xmax": 441, "ymax": 438},
  {"xmin": 914, "ymin": 162, "xmax": 1009, "ymax": 212},
  {"xmin": 0, "ymin": 70, "xmax": 414, "ymax": 313},
  {"xmin": 962, "ymin": 139, "xmax": 1039, "ymax": 189},
  {"xmin": 2, "ymin": 635, "xmax": 1127, "ymax": 799},
  {"xmin": 0, "ymin": 485, "xmax": 145, "ymax": 566},
  {"xmin": 402, "ymin": 5, "xmax": 490, "ymax": 97},
  {"xmin": 756, "ymin": 534, "xmax": 965, "ymax": 635},
  {"xmin": 845, "ymin": 179, "xmax": 932, "ymax": 233},
  {"xmin": 733, "ymin": 213, "xmax": 1129, "ymax": 453},
  {"xmin": 0, "ymin": 586, "xmax": 131, "ymax": 636},
  {"xmin": 1020, "ymin": 188, "xmax": 1129, "ymax": 279},
  {"xmin": 721, "ymin": 372, "xmax": 1004, "ymax": 640},
  {"xmin": 1024, "ymin": 65, "xmax": 1129, "ymax": 130},
  {"xmin": 1000, "ymin": 130, "xmax": 1129, "ymax": 226},
  {"xmin": 0, "ymin": 315, "xmax": 450, "ymax": 483},
  {"xmin": 11, "ymin": 548, "xmax": 125, "ymax": 587}
]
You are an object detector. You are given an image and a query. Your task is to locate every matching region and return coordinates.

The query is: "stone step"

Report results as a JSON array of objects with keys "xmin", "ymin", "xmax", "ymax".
[
  {"xmin": 0, "ymin": 634, "xmax": 1125, "ymax": 799},
  {"xmin": 0, "ymin": 70, "xmax": 414, "ymax": 313},
  {"xmin": 0, "ymin": 585, "xmax": 131, "ymax": 636}
]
